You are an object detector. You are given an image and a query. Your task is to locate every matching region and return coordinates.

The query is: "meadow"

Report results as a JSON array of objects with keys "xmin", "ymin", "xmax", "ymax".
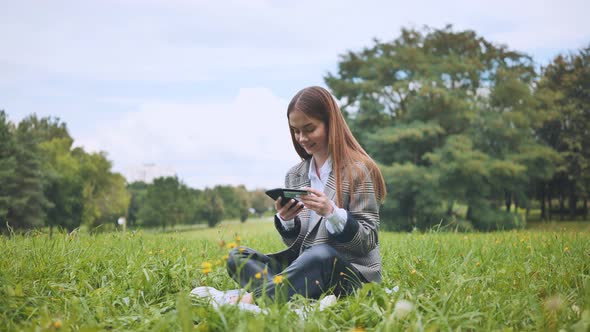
[{"xmin": 1, "ymin": 218, "xmax": 589, "ymax": 331}]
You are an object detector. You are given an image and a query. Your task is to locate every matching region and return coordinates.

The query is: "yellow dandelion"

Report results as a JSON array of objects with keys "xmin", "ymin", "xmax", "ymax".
[
  {"xmin": 160, "ymin": 249, "xmax": 165, "ymax": 254},
  {"xmin": 222, "ymin": 255, "xmax": 229, "ymax": 261},
  {"xmin": 410, "ymin": 269, "xmax": 417, "ymax": 275},
  {"xmin": 53, "ymin": 320, "xmax": 62, "ymax": 329},
  {"xmin": 148, "ymin": 251, "xmax": 153, "ymax": 255},
  {"xmin": 227, "ymin": 242, "xmax": 237, "ymax": 249},
  {"xmin": 262, "ymin": 268, "xmax": 268, "ymax": 275},
  {"xmin": 273, "ymin": 275, "xmax": 284, "ymax": 284},
  {"xmin": 238, "ymin": 247, "xmax": 246, "ymax": 253},
  {"xmin": 201, "ymin": 262, "xmax": 213, "ymax": 274},
  {"xmin": 475, "ymin": 262, "xmax": 480, "ymax": 267},
  {"xmin": 255, "ymin": 272, "xmax": 262, "ymax": 279},
  {"xmin": 564, "ymin": 246, "xmax": 570, "ymax": 253},
  {"xmin": 235, "ymin": 235, "xmax": 241, "ymax": 242}
]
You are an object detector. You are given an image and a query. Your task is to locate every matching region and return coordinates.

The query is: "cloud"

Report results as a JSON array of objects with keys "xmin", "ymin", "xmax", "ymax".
[
  {"xmin": 75, "ymin": 87, "xmax": 300, "ymax": 189},
  {"xmin": 2, "ymin": 0, "xmax": 589, "ymax": 190}
]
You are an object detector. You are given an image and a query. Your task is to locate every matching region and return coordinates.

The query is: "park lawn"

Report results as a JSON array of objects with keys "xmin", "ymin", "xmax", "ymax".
[{"xmin": 1, "ymin": 218, "xmax": 589, "ymax": 331}]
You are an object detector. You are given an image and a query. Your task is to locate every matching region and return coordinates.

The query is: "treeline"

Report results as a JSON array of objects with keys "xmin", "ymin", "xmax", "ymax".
[
  {"xmin": 1, "ymin": 25, "xmax": 588, "ymax": 233},
  {"xmin": 126, "ymin": 179, "xmax": 272, "ymax": 229},
  {"xmin": 326, "ymin": 25, "xmax": 589, "ymax": 231},
  {"xmin": 0, "ymin": 112, "xmax": 274, "ymax": 233},
  {"xmin": 0, "ymin": 113, "xmax": 129, "ymax": 234}
]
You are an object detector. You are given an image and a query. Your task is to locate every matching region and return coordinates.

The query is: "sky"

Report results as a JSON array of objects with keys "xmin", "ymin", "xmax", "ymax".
[{"xmin": 1, "ymin": 0, "xmax": 589, "ymax": 190}]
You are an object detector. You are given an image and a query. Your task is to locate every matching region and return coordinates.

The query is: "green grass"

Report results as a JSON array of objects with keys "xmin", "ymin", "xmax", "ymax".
[{"xmin": 1, "ymin": 218, "xmax": 589, "ymax": 331}]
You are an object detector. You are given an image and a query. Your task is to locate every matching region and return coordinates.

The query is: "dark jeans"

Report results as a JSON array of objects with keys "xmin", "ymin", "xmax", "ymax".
[{"xmin": 227, "ymin": 244, "xmax": 365, "ymax": 302}]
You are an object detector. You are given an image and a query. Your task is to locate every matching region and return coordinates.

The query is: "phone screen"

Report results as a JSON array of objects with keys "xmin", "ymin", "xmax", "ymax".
[{"xmin": 283, "ymin": 190, "xmax": 306, "ymax": 199}]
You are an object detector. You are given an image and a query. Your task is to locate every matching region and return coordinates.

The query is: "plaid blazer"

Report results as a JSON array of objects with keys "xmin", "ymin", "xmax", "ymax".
[{"xmin": 269, "ymin": 158, "xmax": 382, "ymax": 283}]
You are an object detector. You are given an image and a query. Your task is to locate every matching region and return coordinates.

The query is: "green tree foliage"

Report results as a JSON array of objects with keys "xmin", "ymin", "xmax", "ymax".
[
  {"xmin": 73, "ymin": 150, "xmax": 130, "ymax": 231},
  {"xmin": 6, "ymin": 119, "xmax": 52, "ymax": 229},
  {"xmin": 0, "ymin": 111, "xmax": 17, "ymax": 228},
  {"xmin": 326, "ymin": 25, "xmax": 559, "ymax": 230},
  {"xmin": 39, "ymin": 137, "xmax": 84, "ymax": 233},
  {"xmin": 0, "ymin": 112, "xmax": 130, "ymax": 233},
  {"xmin": 136, "ymin": 176, "xmax": 193, "ymax": 230},
  {"xmin": 201, "ymin": 188, "xmax": 225, "ymax": 227},
  {"xmin": 250, "ymin": 189, "xmax": 272, "ymax": 217},
  {"xmin": 536, "ymin": 45, "xmax": 590, "ymax": 220},
  {"xmin": 213, "ymin": 185, "xmax": 250, "ymax": 222},
  {"xmin": 127, "ymin": 181, "xmax": 149, "ymax": 227}
]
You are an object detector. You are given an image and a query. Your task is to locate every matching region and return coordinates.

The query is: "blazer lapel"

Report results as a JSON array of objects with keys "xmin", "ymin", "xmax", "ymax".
[
  {"xmin": 324, "ymin": 171, "xmax": 337, "ymax": 202},
  {"xmin": 295, "ymin": 160, "xmax": 312, "ymax": 233}
]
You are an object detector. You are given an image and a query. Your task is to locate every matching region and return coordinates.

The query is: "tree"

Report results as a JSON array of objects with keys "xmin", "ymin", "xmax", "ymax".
[
  {"xmin": 326, "ymin": 25, "xmax": 557, "ymax": 230},
  {"xmin": 213, "ymin": 185, "xmax": 250, "ymax": 222},
  {"xmin": 201, "ymin": 188, "xmax": 224, "ymax": 227},
  {"xmin": 0, "ymin": 111, "xmax": 17, "ymax": 231},
  {"xmin": 74, "ymin": 149, "xmax": 130, "ymax": 231},
  {"xmin": 536, "ymin": 45, "xmax": 590, "ymax": 220},
  {"xmin": 127, "ymin": 181, "xmax": 148, "ymax": 227},
  {"xmin": 135, "ymin": 176, "xmax": 196, "ymax": 230},
  {"xmin": 39, "ymin": 137, "xmax": 84, "ymax": 233},
  {"xmin": 6, "ymin": 119, "xmax": 51, "ymax": 229},
  {"xmin": 250, "ymin": 189, "xmax": 272, "ymax": 217}
]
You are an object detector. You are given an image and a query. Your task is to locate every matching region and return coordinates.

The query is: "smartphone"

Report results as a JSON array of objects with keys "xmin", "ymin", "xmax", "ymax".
[{"xmin": 265, "ymin": 188, "xmax": 309, "ymax": 206}]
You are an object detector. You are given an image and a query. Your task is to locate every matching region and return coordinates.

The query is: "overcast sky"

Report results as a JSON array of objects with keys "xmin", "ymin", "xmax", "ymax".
[{"xmin": 2, "ymin": 0, "xmax": 589, "ymax": 190}]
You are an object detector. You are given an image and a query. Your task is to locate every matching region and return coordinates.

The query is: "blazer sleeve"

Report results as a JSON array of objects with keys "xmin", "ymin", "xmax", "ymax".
[
  {"xmin": 328, "ymin": 164, "xmax": 380, "ymax": 256},
  {"xmin": 274, "ymin": 167, "xmax": 306, "ymax": 249}
]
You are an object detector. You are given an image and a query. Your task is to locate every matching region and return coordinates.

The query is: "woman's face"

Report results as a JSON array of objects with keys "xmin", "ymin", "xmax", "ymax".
[{"xmin": 288, "ymin": 110, "xmax": 329, "ymax": 159}]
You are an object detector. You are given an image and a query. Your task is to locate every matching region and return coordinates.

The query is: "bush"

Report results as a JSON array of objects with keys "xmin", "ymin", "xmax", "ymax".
[{"xmin": 469, "ymin": 205, "xmax": 525, "ymax": 231}]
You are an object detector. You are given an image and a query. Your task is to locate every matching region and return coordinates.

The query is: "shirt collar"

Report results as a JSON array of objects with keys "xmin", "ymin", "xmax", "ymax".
[{"xmin": 309, "ymin": 156, "xmax": 333, "ymax": 180}]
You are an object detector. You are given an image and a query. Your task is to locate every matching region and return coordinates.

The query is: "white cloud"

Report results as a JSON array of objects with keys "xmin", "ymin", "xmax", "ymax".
[
  {"xmin": 75, "ymin": 87, "xmax": 300, "ymax": 189},
  {"xmin": 2, "ymin": 0, "xmax": 589, "ymax": 190}
]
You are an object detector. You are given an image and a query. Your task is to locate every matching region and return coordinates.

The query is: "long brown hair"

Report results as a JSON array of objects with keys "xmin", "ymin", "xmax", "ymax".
[{"xmin": 287, "ymin": 86, "xmax": 386, "ymax": 206}]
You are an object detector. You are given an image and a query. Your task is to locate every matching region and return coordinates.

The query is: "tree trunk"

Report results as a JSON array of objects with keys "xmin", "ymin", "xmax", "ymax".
[
  {"xmin": 584, "ymin": 198, "xmax": 588, "ymax": 221},
  {"xmin": 540, "ymin": 183, "xmax": 546, "ymax": 221},
  {"xmin": 446, "ymin": 199, "xmax": 454, "ymax": 216},
  {"xmin": 505, "ymin": 191, "xmax": 511, "ymax": 212},
  {"xmin": 548, "ymin": 191, "xmax": 553, "ymax": 221},
  {"xmin": 569, "ymin": 182, "xmax": 577, "ymax": 220},
  {"xmin": 559, "ymin": 193, "xmax": 565, "ymax": 221}
]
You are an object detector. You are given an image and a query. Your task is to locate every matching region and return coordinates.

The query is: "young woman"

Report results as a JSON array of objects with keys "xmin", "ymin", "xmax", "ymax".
[{"xmin": 222, "ymin": 86, "xmax": 387, "ymax": 304}]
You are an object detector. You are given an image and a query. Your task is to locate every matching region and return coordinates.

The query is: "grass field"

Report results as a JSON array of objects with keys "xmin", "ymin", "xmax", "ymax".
[{"xmin": 2, "ymin": 218, "xmax": 589, "ymax": 331}]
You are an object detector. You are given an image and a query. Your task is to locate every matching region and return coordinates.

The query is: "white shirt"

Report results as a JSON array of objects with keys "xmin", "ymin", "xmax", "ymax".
[{"xmin": 277, "ymin": 157, "xmax": 347, "ymax": 234}]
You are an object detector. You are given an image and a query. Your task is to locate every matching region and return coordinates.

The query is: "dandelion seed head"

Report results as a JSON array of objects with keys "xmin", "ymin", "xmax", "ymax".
[
  {"xmin": 394, "ymin": 299, "xmax": 413, "ymax": 319},
  {"xmin": 544, "ymin": 295, "xmax": 565, "ymax": 312}
]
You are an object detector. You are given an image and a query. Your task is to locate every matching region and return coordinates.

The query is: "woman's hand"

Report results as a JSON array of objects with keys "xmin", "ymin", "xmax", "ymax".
[
  {"xmin": 299, "ymin": 187, "xmax": 334, "ymax": 217},
  {"xmin": 276, "ymin": 197, "xmax": 304, "ymax": 220}
]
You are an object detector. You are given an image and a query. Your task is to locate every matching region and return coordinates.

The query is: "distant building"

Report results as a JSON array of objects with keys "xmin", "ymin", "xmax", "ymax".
[{"xmin": 124, "ymin": 163, "xmax": 176, "ymax": 183}]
